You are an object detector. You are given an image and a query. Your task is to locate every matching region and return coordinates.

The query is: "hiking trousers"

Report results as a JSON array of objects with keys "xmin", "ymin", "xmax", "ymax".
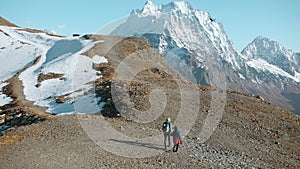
[
  {"xmin": 163, "ymin": 132, "xmax": 171, "ymax": 149},
  {"xmin": 173, "ymin": 143, "xmax": 179, "ymax": 152}
]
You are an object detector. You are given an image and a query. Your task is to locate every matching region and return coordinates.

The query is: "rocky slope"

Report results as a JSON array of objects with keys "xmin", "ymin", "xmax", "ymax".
[
  {"xmin": 1, "ymin": 88, "xmax": 299, "ymax": 168},
  {"xmin": 0, "ymin": 30, "xmax": 300, "ymax": 169}
]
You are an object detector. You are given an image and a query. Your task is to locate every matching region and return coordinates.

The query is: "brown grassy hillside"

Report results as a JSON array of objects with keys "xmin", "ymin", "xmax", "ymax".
[{"xmin": 0, "ymin": 16, "xmax": 17, "ymax": 27}]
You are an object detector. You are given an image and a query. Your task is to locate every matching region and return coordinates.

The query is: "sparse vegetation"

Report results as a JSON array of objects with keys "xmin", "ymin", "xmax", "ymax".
[{"xmin": 38, "ymin": 72, "xmax": 65, "ymax": 84}]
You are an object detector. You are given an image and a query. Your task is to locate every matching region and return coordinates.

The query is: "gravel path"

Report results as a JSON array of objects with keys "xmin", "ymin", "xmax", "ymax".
[{"xmin": 1, "ymin": 90, "xmax": 300, "ymax": 168}]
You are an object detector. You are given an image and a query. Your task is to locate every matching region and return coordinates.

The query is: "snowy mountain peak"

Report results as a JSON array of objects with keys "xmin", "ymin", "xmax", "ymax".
[
  {"xmin": 137, "ymin": 0, "xmax": 193, "ymax": 15},
  {"xmin": 129, "ymin": 1, "xmax": 213, "ymax": 29},
  {"xmin": 112, "ymin": 0, "xmax": 245, "ymax": 73},
  {"xmin": 167, "ymin": 1, "xmax": 192, "ymax": 14},
  {"xmin": 140, "ymin": 0, "xmax": 159, "ymax": 14},
  {"xmin": 242, "ymin": 36, "xmax": 294, "ymax": 59},
  {"xmin": 253, "ymin": 36, "xmax": 285, "ymax": 51},
  {"xmin": 254, "ymin": 35, "xmax": 269, "ymax": 41},
  {"xmin": 243, "ymin": 36, "xmax": 299, "ymax": 76},
  {"xmin": 145, "ymin": 0, "xmax": 154, "ymax": 6}
]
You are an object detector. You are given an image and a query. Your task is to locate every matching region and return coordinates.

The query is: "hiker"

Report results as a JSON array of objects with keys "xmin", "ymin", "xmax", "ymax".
[
  {"xmin": 171, "ymin": 126, "xmax": 182, "ymax": 152},
  {"xmin": 162, "ymin": 117, "xmax": 172, "ymax": 150}
]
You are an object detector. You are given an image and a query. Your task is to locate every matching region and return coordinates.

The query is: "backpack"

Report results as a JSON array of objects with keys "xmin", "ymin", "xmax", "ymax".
[{"xmin": 162, "ymin": 121, "xmax": 170, "ymax": 133}]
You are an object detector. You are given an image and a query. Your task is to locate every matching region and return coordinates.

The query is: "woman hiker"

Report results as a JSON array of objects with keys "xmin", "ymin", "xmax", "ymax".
[{"xmin": 170, "ymin": 126, "xmax": 182, "ymax": 152}]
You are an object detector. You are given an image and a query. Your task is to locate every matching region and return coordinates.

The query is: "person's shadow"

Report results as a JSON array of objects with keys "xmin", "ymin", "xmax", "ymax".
[{"xmin": 109, "ymin": 139, "xmax": 166, "ymax": 151}]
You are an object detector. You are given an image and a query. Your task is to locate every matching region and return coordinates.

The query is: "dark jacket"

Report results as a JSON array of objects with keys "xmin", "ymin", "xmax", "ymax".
[{"xmin": 171, "ymin": 126, "xmax": 181, "ymax": 139}]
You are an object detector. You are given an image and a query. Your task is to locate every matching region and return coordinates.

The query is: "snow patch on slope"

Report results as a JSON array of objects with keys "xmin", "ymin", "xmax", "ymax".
[
  {"xmin": 19, "ymin": 38, "xmax": 104, "ymax": 114},
  {"xmin": 0, "ymin": 25, "xmax": 108, "ymax": 115},
  {"xmin": 0, "ymin": 26, "xmax": 43, "ymax": 82},
  {"xmin": 92, "ymin": 55, "xmax": 108, "ymax": 64},
  {"xmin": 0, "ymin": 83, "xmax": 12, "ymax": 106},
  {"xmin": 0, "ymin": 26, "xmax": 60, "ymax": 106},
  {"xmin": 49, "ymin": 94, "xmax": 105, "ymax": 115},
  {"xmin": 247, "ymin": 59, "xmax": 300, "ymax": 82}
]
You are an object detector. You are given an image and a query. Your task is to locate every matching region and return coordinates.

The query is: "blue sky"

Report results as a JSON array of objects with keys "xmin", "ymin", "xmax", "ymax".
[{"xmin": 1, "ymin": 0, "xmax": 299, "ymax": 52}]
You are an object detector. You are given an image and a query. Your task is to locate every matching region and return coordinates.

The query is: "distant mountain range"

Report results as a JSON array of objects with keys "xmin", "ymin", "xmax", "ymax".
[{"xmin": 111, "ymin": 0, "xmax": 300, "ymax": 115}]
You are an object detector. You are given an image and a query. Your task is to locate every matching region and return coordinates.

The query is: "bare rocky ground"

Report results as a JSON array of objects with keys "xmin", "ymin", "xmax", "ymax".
[
  {"xmin": 0, "ymin": 35, "xmax": 300, "ymax": 169},
  {"xmin": 1, "ymin": 90, "xmax": 299, "ymax": 169}
]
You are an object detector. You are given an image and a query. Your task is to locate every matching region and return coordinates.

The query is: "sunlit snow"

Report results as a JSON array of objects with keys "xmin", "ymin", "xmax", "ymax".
[
  {"xmin": 247, "ymin": 59, "xmax": 300, "ymax": 82},
  {"xmin": 0, "ymin": 26, "xmax": 107, "ymax": 115}
]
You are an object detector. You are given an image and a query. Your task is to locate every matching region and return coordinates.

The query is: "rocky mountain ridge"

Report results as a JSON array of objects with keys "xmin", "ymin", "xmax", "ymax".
[{"xmin": 111, "ymin": 0, "xmax": 300, "ymax": 115}]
